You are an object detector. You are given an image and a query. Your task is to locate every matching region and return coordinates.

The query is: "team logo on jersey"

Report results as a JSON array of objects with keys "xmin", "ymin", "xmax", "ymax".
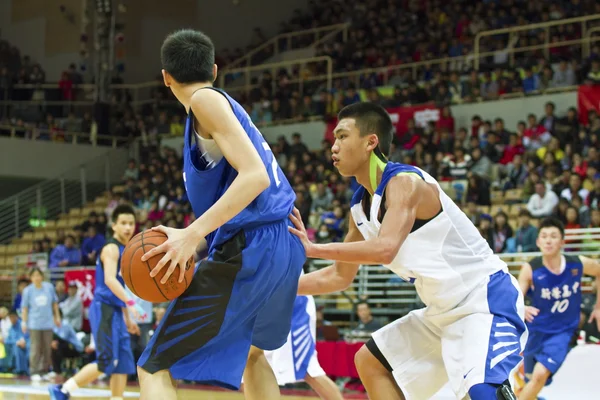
[{"xmin": 572, "ymin": 269, "xmax": 578, "ymax": 276}]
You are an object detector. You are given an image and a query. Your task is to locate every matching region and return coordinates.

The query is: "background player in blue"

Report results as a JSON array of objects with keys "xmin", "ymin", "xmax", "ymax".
[
  {"xmin": 136, "ymin": 29, "xmax": 305, "ymax": 400},
  {"xmin": 49, "ymin": 205, "xmax": 140, "ymax": 400},
  {"xmin": 517, "ymin": 217, "xmax": 600, "ymax": 400}
]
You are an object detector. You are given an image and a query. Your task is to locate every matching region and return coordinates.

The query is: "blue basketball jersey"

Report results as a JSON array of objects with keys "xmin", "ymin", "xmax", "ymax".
[
  {"xmin": 182, "ymin": 87, "xmax": 295, "ymax": 249},
  {"xmin": 94, "ymin": 237, "xmax": 126, "ymax": 308},
  {"xmin": 527, "ymin": 255, "xmax": 583, "ymax": 334}
]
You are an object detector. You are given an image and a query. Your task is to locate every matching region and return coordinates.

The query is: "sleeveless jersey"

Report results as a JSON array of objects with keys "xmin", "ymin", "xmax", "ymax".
[
  {"xmin": 527, "ymin": 255, "xmax": 583, "ymax": 334},
  {"xmin": 94, "ymin": 237, "xmax": 126, "ymax": 308},
  {"xmin": 350, "ymin": 162, "xmax": 507, "ymax": 314},
  {"xmin": 182, "ymin": 87, "xmax": 295, "ymax": 250}
]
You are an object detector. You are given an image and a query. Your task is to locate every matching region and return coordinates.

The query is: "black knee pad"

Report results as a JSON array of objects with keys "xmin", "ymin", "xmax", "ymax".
[{"xmin": 496, "ymin": 380, "xmax": 517, "ymax": 400}]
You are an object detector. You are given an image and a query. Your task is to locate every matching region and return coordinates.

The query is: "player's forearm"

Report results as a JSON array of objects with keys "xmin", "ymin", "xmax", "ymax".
[
  {"xmin": 298, "ymin": 264, "xmax": 354, "ymax": 295},
  {"xmin": 52, "ymin": 303, "xmax": 60, "ymax": 319},
  {"xmin": 187, "ymin": 170, "xmax": 270, "ymax": 239},
  {"xmin": 105, "ymin": 277, "xmax": 132, "ymax": 304},
  {"xmin": 310, "ymin": 238, "xmax": 398, "ymax": 265}
]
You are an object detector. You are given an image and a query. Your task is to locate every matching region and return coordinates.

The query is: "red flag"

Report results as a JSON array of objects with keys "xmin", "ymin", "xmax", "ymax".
[
  {"xmin": 577, "ymin": 85, "xmax": 600, "ymax": 125},
  {"xmin": 64, "ymin": 268, "xmax": 96, "ymax": 332}
]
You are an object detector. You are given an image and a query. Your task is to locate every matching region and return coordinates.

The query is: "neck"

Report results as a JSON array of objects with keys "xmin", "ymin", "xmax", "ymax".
[
  {"xmin": 113, "ymin": 234, "xmax": 124, "ymax": 245},
  {"xmin": 34, "ymin": 282, "xmax": 42, "ymax": 288},
  {"xmin": 174, "ymin": 82, "xmax": 212, "ymax": 112},
  {"xmin": 542, "ymin": 253, "xmax": 562, "ymax": 270},
  {"xmin": 356, "ymin": 153, "xmax": 387, "ymax": 195}
]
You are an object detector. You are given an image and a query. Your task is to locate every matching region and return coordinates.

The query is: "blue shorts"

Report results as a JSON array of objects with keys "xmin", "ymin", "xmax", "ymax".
[
  {"xmin": 523, "ymin": 330, "xmax": 574, "ymax": 385},
  {"xmin": 89, "ymin": 300, "xmax": 135, "ymax": 376},
  {"xmin": 138, "ymin": 219, "xmax": 305, "ymax": 390}
]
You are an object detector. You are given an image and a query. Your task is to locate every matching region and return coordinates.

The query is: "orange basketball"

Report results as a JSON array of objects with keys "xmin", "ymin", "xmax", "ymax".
[{"xmin": 121, "ymin": 230, "xmax": 195, "ymax": 303}]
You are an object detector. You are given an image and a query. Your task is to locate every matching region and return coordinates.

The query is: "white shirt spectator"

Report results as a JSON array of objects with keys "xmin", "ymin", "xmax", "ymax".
[
  {"xmin": 560, "ymin": 187, "xmax": 589, "ymax": 203},
  {"xmin": 527, "ymin": 187, "xmax": 559, "ymax": 218}
]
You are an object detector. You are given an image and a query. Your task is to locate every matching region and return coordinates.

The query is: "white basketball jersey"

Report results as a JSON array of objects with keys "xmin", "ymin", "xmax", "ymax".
[{"xmin": 350, "ymin": 163, "xmax": 507, "ymax": 313}]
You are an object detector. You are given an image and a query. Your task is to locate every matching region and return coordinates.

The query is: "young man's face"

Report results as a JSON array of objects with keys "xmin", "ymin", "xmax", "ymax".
[
  {"xmin": 536, "ymin": 227, "xmax": 564, "ymax": 257},
  {"xmin": 331, "ymin": 118, "xmax": 378, "ymax": 177}
]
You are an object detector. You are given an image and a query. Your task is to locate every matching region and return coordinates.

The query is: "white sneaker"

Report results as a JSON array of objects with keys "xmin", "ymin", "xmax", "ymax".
[
  {"xmin": 44, "ymin": 371, "xmax": 57, "ymax": 380},
  {"xmin": 30, "ymin": 374, "xmax": 42, "ymax": 382}
]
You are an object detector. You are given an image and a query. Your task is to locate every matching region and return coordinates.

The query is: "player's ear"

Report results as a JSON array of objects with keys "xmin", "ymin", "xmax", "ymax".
[
  {"xmin": 212, "ymin": 64, "xmax": 218, "ymax": 83},
  {"xmin": 367, "ymin": 133, "xmax": 379, "ymax": 152},
  {"xmin": 161, "ymin": 69, "xmax": 170, "ymax": 87}
]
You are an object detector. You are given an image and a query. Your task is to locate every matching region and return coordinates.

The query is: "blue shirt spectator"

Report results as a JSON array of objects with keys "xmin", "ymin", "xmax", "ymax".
[
  {"xmin": 49, "ymin": 235, "xmax": 82, "ymax": 268},
  {"xmin": 21, "ymin": 280, "xmax": 58, "ymax": 331},
  {"xmin": 522, "ymin": 69, "xmax": 540, "ymax": 93},
  {"xmin": 80, "ymin": 226, "xmax": 105, "ymax": 265},
  {"xmin": 53, "ymin": 320, "xmax": 83, "ymax": 353}
]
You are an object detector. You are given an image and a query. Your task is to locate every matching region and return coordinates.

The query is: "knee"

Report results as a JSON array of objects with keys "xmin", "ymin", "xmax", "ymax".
[
  {"xmin": 355, "ymin": 345, "xmax": 386, "ymax": 376},
  {"xmin": 247, "ymin": 346, "xmax": 264, "ymax": 364}
]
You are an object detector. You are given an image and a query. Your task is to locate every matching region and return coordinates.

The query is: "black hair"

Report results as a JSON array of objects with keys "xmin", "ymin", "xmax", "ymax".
[
  {"xmin": 338, "ymin": 102, "xmax": 394, "ymax": 157},
  {"xmin": 161, "ymin": 29, "xmax": 215, "ymax": 84},
  {"xmin": 111, "ymin": 204, "xmax": 136, "ymax": 223},
  {"xmin": 538, "ymin": 217, "xmax": 565, "ymax": 238},
  {"xmin": 29, "ymin": 267, "xmax": 44, "ymax": 278}
]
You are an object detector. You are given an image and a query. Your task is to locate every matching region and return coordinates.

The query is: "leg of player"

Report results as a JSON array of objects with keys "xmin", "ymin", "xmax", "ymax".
[
  {"xmin": 137, "ymin": 366, "xmax": 177, "ymax": 400},
  {"xmin": 517, "ymin": 362, "xmax": 551, "ymax": 400},
  {"xmin": 49, "ymin": 363, "xmax": 100, "ymax": 399},
  {"xmin": 304, "ymin": 374, "xmax": 344, "ymax": 400},
  {"xmin": 109, "ymin": 374, "xmax": 127, "ymax": 399},
  {"xmin": 242, "ymin": 346, "xmax": 281, "ymax": 400},
  {"xmin": 355, "ymin": 345, "xmax": 405, "ymax": 400}
]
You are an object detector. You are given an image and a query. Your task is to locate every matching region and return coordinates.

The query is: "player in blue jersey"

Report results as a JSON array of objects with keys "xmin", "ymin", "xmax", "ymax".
[
  {"xmin": 517, "ymin": 217, "xmax": 600, "ymax": 400},
  {"xmin": 135, "ymin": 29, "xmax": 305, "ymax": 399},
  {"xmin": 49, "ymin": 205, "xmax": 140, "ymax": 400}
]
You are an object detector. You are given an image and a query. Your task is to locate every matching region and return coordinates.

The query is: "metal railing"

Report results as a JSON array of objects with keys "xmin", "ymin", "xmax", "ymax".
[
  {"xmin": 310, "ymin": 228, "xmax": 600, "ymax": 318},
  {"xmin": 218, "ymin": 55, "xmax": 334, "ymax": 97},
  {"xmin": 225, "ymin": 23, "xmax": 350, "ymax": 70},
  {"xmin": 0, "ymin": 152, "xmax": 117, "ymax": 244},
  {"xmin": 0, "ymin": 124, "xmax": 131, "ymax": 148},
  {"xmin": 474, "ymin": 14, "xmax": 600, "ymax": 70}
]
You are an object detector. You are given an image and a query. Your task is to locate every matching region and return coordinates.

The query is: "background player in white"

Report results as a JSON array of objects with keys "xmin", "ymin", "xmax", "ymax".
[
  {"xmin": 263, "ymin": 295, "xmax": 343, "ymax": 400},
  {"xmin": 516, "ymin": 218, "xmax": 600, "ymax": 400},
  {"xmin": 289, "ymin": 102, "xmax": 527, "ymax": 400}
]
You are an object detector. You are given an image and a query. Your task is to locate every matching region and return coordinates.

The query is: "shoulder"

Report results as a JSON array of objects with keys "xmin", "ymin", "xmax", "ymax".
[
  {"xmin": 191, "ymin": 88, "xmax": 232, "ymax": 115},
  {"xmin": 528, "ymin": 257, "xmax": 544, "ymax": 270},
  {"xmin": 565, "ymin": 254, "xmax": 582, "ymax": 265}
]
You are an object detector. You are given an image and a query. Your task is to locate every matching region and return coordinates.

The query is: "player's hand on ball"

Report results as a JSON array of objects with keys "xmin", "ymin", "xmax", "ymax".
[
  {"xmin": 288, "ymin": 207, "xmax": 315, "ymax": 257},
  {"xmin": 587, "ymin": 307, "xmax": 600, "ymax": 331},
  {"xmin": 524, "ymin": 306, "xmax": 539, "ymax": 323},
  {"xmin": 141, "ymin": 225, "xmax": 198, "ymax": 284}
]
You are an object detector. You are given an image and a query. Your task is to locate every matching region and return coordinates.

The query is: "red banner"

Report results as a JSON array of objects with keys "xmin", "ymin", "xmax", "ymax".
[
  {"xmin": 577, "ymin": 85, "xmax": 600, "ymax": 125},
  {"xmin": 324, "ymin": 104, "xmax": 441, "ymax": 143},
  {"xmin": 64, "ymin": 268, "xmax": 96, "ymax": 332}
]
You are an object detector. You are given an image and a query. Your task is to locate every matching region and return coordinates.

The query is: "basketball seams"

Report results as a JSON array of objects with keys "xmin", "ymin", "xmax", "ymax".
[
  {"xmin": 141, "ymin": 231, "xmax": 170, "ymax": 302},
  {"xmin": 125, "ymin": 245, "xmax": 140, "ymax": 298}
]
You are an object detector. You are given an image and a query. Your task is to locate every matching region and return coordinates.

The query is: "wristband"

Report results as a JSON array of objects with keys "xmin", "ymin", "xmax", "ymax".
[{"xmin": 126, "ymin": 299, "xmax": 136, "ymax": 307}]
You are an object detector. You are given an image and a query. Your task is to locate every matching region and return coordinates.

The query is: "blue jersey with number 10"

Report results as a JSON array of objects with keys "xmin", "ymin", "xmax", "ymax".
[
  {"xmin": 182, "ymin": 87, "xmax": 295, "ymax": 250},
  {"xmin": 527, "ymin": 255, "xmax": 583, "ymax": 334}
]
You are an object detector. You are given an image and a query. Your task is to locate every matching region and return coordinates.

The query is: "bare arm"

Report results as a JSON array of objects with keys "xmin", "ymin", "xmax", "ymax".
[
  {"xmin": 581, "ymin": 256, "xmax": 600, "ymax": 309},
  {"xmin": 518, "ymin": 262, "xmax": 533, "ymax": 296},
  {"xmin": 298, "ymin": 213, "xmax": 364, "ymax": 295},
  {"xmin": 306, "ymin": 175, "xmax": 423, "ymax": 265},
  {"xmin": 102, "ymin": 244, "xmax": 130, "ymax": 304},
  {"xmin": 186, "ymin": 89, "xmax": 271, "ymax": 241}
]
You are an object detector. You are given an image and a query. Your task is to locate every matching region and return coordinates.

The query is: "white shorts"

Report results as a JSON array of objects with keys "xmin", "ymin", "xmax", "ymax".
[
  {"xmin": 372, "ymin": 271, "xmax": 528, "ymax": 400},
  {"xmin": 265, "ymin": 295, "xmax": 326, "ymax": 385}
]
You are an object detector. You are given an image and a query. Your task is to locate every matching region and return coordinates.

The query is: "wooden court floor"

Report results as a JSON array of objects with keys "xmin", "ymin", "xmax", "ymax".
[{"xmin": 0, "ymin": 379, "xmax": 368, "ymax": 400}]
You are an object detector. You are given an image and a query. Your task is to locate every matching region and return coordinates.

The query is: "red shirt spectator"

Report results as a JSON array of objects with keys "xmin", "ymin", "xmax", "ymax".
[
  {"xmin": 436, "ymin": 107, "xmax": 455, "ymax": 134},
  {"xmin": 58, "ymin": 71, "xmax": 73, "ymax": 101},
  {"xmin": 499, "ymin": 134, "xmax": 525, "ymax": 165}
]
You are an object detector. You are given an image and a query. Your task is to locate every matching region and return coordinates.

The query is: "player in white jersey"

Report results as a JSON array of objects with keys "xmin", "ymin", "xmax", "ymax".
[
  {"xmin": 263, "ymin": 295, "xmax": 343, "ymax": 400},
  {"xmin": 288, "ymin": 102, "xmax": 527, "ymax": 400}
]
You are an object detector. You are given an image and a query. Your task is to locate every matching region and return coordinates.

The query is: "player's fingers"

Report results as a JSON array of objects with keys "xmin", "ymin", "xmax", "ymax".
[
  {"xmin": 289, "ymin": 213, "xmax": 303, "ymax": 230},
  {"xmin": 178, "ymin": 261, "xmax": 187, "ymax": 283},
  {"xmin": 161, "ymin": 260, "xmax": 178, "ymax": 284},
  {"xmin": 151, "ymin": 225, "xmax": 168, "ymax": 234},
  {"xmin": 150, "ymin": 252, "xmax": 172, "ymax": 277},
  {"xmin": 588, "ymin": 313, "xmax": 594, "ymax": 323},
  {"xmin": 293, "ymin": 208, "xmax": 303, "ymax": 224},
  {"xmin": 142, "ymin": 242, "xmax": 169, "ymax": 262},
  {"xmin": 288, "ymin": 226, "xmax": 302, "ymax": 237}
]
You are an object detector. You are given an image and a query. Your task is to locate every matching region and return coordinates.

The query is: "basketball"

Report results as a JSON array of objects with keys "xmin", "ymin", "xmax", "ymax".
[{"xmin": 121, "ymin": 229, "xmax": 195, "ymax": 303}]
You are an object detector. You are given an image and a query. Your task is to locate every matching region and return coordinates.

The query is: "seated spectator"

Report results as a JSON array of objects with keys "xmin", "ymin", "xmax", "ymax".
[
  {"xmin": 561, "ymin": 173, "xmax": 589, "ymax": 203},
  {"xmin": 522, "ymin": 67, "xmax": 540, "ymax": 93},
  {"xmin": 310, "ymin": 182, "xmax": 334, "ymax": 214},
  {"xmin": 50, "ymin": 311, "xmax": 84, "ymax": 377},
  {"xmin": 59, "ymin": 283, "xmax": 83, "ymax": 332},
  {"xmin": 527, "ymin": 181, "xmax": 559, "ymax": 218},
  {"xmin": 515, "ymin": 210, "xmax": 538, "ymax": 252},
  {"xmin": 81, "ymin": 226, "xmax": 106, "ymax": 265},
  {"xmin": 466, "ymin": 174, "xmax": 491, "ymax": 205},
  {"xmin": 503, "ymin": 154, "xmax": 527, "ymax": 190},
  {"xmin": 122, "ymin": 159, "xmax": 139, "ymax": 181},
  {"xmin": 54, "ymin": 280, "xmax": 67, "ymax": 303},
  {"xmin": 478, "ymin": 214, "xmax": 494, "ymax": 250},
  {"xmin": 571, "ymin": 195, "xmax": 591, "ymax": 227},
  {"xmin": 0, "ymin": 306, "xmax": 11, "ymax": 372},
  {"xmin": 492, "ymin": 211, "xmax": 513, "ymax": 253},
  {"xmin": 588, "ymin": 177, "xmax": 600, "ymax": 209},
  {"xmin": 469, "ymin": 148, "xmax": 492, "ymax": 181},
  {"xmin": 12, "ymin": 279, "xmax": 29, "ymax": 312},
  {"xmin": 49, "ymin": 235, "xmax": 82, "ymax": 268},
  {"xmin": 319, "ymin": 206, "xmax": 345, "ymax": 241},
  {"xmin": 350, "ymin": 302, "xmax": 384, "ymax": 335},
  {"xmin": 5, "ymin": 310, "xmax": 29, "ymax": 375}
]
